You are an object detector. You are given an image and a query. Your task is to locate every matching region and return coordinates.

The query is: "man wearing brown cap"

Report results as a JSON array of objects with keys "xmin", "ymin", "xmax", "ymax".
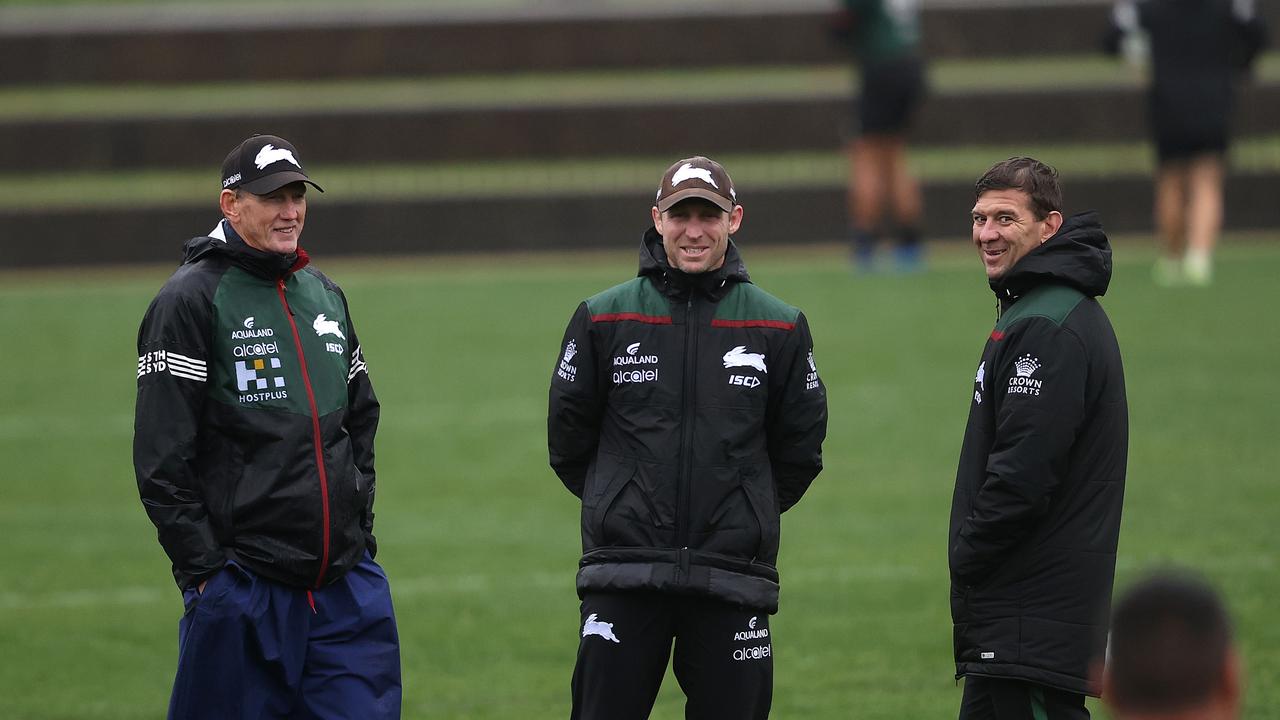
[
  {"xmin": 548, "ymin": 156, "xmax": 828, "ymax": 719},
  {"xmin": 134, "ymin": 134, "xmax": 399, "ymax": 718}
]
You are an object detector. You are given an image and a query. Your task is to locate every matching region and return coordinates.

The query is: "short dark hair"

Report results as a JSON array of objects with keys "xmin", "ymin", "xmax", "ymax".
[
  {"xmin": 1107, "ymin": 572, "xmax": 1234, "ymax": 714},
  {"xmin": 974, "ymin": 157, "xmax": 1062, "ymax": 220}
]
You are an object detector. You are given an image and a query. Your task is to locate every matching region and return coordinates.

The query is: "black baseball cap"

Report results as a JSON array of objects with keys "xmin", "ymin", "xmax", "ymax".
[
  {"xmin": 655, "ymin": 156, "xmax": 736, "ymax": 213},
  {"xmin": 220, "ymin": 134, "xmax": 324, "ymax": 195}
]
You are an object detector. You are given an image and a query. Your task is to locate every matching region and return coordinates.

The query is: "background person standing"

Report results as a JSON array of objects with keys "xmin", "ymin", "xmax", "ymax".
[
  {"xmin": 831, "ymin": 0, "xmax": 928, "ymax": 272},
  {"xmin": 950, "ymin": 157, "xmax": 1128, "ymax": 720},
  {"xmin": 1107, "ymin": 0, "xmax": 1269, "ymax": 286},
  {"xmin": 134, "ymin": 134, "xmax": 399, "ymax": 719}
]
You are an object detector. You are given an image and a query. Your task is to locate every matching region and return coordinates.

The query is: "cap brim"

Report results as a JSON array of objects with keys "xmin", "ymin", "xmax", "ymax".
[
  {"xmin": 656, "ymin": 188, "xmax": 733, "ymax": 213},
  {"xmin": 239, "ymin": 171, "xmax": 324, "ymax": 195}
]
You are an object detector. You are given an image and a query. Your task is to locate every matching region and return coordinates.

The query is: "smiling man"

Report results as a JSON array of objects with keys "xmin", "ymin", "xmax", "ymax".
[
  {"xmin": 548, "ymin": 156, "xmax": 828, "ymax": 719},
  {"xmin": 949, "ymin": 157, "xmax": 1128, "ymax": 719},
  {"xmin": 134, "ymin": 134, "xmax": 400, "ymax": 719}
]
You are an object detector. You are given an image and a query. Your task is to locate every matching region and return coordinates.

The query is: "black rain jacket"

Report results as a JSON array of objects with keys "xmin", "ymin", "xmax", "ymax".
[
  {"xmin": 134, "ymin": 223, "xmax": 379, "ymax": 590},
  {"xmin": 548, "ymin": 230, "xmax": 828, "ymax": 612},
  {"xmin": 949, "ymin": 212, "xmax": 1129, "ymax": 695}
]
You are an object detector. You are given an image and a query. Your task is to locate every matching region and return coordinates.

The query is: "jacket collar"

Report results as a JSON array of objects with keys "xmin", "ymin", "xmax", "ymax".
[
  {"xmin": 991, "ymin": 211, "xmax": 1112, "ymax": 307},
  {"xmin": 638, "ymin": 226, "xmax": 750, "ymax": 301},
  {"xmin": 182, "ymin": 219, "xmax": 309, "ymax": 280}
]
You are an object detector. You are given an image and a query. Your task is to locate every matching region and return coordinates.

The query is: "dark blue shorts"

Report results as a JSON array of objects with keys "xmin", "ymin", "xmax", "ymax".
[{"xmin": 858, "ymin": 55, "xmax": 927, "ymax": 136}]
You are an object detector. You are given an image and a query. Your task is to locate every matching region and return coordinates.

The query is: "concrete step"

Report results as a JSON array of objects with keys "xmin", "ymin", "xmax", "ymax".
[
  {"xmin": 5, "ymin": 171, "xmax": 1277, "ymax": 268},
  {"xmin": 3, "ymin": 81, "xmax": 1277, "ymax": 173},
  {"xmin": 0, "ymin": 1, "xmax": 1155, "ymax": 85}
]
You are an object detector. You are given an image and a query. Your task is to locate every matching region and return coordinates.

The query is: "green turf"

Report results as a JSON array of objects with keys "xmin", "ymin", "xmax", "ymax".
[
  {"xmin": 0, "ymin": 238, "xmax": 1277, "ymax": 718},
  {"xmin": 3, "ymin": 55, "xmax": 1278, "ymax": 121}
]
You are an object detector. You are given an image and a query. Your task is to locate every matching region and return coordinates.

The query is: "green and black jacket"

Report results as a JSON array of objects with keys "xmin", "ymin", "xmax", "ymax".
[
  {"xmin": 949, "ymin": 212, "xmax": 1128, "ymax": 696},
  {"xmin": 134, "ymin": 221, "xmax": 379, "ymax": 591},
  {"xmin": 548, "ymin": 229, "xmax": 828, "ymax": 613}
]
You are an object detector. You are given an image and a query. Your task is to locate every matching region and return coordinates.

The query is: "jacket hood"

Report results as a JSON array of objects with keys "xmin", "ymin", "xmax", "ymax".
[
  {"xmin": 181, "ymin": 219, "xmax": 309, "ymax": 279},
  {"xmin": 991, "ymin": 211, "xmax": 1112, "ymax": 300},
  {"xmin": 638, "ymin": 226, "xmax": 751, "ymax": 299}
]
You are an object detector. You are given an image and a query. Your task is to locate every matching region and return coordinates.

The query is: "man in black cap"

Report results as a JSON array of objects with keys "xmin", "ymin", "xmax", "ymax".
[
  {"xmin": 548, "ymin": 156, "xmax": 828, "ymax": 719},
  {"xmin": 134, "ymin": 134, "xmax": 400, "ymax": 719}
]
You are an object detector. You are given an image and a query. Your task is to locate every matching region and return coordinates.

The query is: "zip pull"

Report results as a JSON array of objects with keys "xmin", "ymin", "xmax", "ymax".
[
  {"xmin": 277, "ymin": 278, "xmax": 295, "ymax": 316},
  {"xmin": 306, "ymin": 589, "xmax": 317, "ymax": 614}
]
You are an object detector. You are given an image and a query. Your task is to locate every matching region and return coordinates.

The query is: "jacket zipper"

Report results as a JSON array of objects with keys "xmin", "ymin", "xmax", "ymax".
[
  {"xmin": 676, "ymin": 295, "xmax": 698, "ymax": 582},
  {"xmin": 276, "ymin": 277, "xmax": 332, "ymax": 589}
]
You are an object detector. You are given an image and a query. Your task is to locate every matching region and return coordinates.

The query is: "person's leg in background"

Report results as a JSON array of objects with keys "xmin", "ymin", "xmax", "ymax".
[
  {"xmin": 1183, "ymin": 152, "xmax": 1225, "ymax": 286},
  {"xmin": 1153, "ymin": 160, "xmax": 1189, "ymax": 286}
]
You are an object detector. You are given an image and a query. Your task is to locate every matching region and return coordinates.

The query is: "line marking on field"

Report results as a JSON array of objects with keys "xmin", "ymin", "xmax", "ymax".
[{"xmin": 5, "ymin": 556, "xmax": 1271, "ymax": 612}]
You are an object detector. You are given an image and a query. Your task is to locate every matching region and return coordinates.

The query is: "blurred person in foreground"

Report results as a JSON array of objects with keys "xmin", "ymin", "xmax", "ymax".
[
  {"xmin": 134, "ymin": 134, "xmax": 399, "ymax": 718},
  {"xmin": 950, "ymin": 157, "xmax": 1128, "ymax": 719},
  {"xmin": 1100, "ymin": 572, "xmax": 1242, "ymax": 720},
  {"xmin": 831, "ymin": 0, "xmax": 927, "ymax": 272},
  {"xmin": 548, "ymin": 156, "xmax": 828, "ymax": 719},
  {"xmin": 1106, "ymin": 0, "xmax": 1269, "ymax": 286}
]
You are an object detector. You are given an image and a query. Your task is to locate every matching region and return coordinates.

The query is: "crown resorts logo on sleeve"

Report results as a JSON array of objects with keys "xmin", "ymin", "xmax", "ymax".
[
  {"xmin": 557, "ymin": 339, "xmax": 578, "ymax": 382},
  {"xmin": 1007, "ymin": 354, "xmax": 1043, "ymax": 396},
  {"xmin": 805, "ymin": 348, "xmax": 820, "ymax": 390}
]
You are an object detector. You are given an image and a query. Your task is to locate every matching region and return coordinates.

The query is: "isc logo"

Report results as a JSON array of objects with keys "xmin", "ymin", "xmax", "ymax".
[{"xmin": 728, "ymin": 374, "xmax": 760, "ymax": 388}]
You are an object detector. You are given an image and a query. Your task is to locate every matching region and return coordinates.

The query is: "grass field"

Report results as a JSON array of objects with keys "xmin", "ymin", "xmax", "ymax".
[{"xmin": 1, "ymin": 237, "xmax": 1277, "ymax": 719}]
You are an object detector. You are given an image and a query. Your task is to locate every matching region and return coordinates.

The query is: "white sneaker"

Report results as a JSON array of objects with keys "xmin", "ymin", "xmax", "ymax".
[{"xmin": 1184, "ymin": 251, "xmax": 1212, "ymax": 286}]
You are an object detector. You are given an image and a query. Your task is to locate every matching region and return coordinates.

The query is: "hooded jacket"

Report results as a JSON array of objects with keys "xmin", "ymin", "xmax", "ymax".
[
  {"xmin": 949, "ymin": 212, "xmax": 1128, "ymax": 695},
  {"xmin": 134, "ymin": 221, "xmax": 379, "ymax": 591},
  {"xmin": 548, "ymin": 229, "xmax": 828, "ymax": 612}
]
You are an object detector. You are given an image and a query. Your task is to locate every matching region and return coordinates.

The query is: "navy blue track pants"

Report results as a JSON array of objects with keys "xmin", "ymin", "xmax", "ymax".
[{"xmin": 168, "ymin": 553, "xmax": 401, "ymax": 719}]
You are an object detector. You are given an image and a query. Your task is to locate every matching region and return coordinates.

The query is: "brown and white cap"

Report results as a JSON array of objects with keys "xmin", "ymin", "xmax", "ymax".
[{"xmin": 655, "ymin": 156, "xmax": 737, "ymax": 213}]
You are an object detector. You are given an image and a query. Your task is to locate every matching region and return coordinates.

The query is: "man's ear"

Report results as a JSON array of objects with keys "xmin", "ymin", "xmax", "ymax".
[
  {"xmin": 219, "ymin": 189, "xmax": 239, "ymax": 221},
  {"xmin": 1040, "ymin": 210, "xmax": 1064, "ymax": 242},
  {"xmin": 651, "ymin": 206, "xmax": 662, "ymax": 233},
  {"xmin": 728, "ymin": 205, "xmax": 744, "ymax": 234}
]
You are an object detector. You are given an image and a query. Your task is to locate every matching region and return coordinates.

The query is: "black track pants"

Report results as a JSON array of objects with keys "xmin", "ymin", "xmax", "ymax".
[
  {"xmin": 570, "ymin": 591, "xmax": 773, "ymax": 720},
  {"xmin": 959, "ymin": 676, "xmax": 1089, "ymax": 720}
]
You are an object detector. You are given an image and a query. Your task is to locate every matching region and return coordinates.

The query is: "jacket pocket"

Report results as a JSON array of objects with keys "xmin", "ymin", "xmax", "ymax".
[
  {"xmin": 739, "ymin": 466, "xmax": 780, "ymax": 562},
  {"xmin": 693, "ymin": 466, "xmax": 778, "ymax": 562},
  {"xmin": 588, "ymin": 464, "xmax": 664, "ymax": 548}
]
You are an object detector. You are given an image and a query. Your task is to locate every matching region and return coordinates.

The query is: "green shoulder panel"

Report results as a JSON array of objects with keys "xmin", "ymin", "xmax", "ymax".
[
  {"xmin": 585, "ymin": 278, "xmax": 670, "ymax": 321},
  {"xmin": 995, "ymin": 284, "xmax": 1087, "ymax": 332},
  {"xmin": 714, "ymin": 283, "xmax": 800, "ymax": 327}
]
